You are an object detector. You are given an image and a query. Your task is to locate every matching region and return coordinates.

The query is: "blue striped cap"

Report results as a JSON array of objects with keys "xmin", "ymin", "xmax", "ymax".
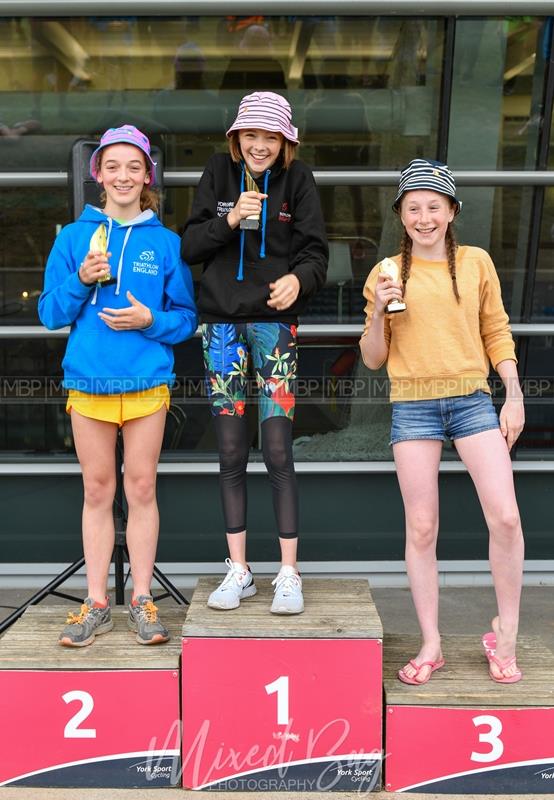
[{"xmin": 393, "ymin": 159, "xmax": 462, "ymax": 214}]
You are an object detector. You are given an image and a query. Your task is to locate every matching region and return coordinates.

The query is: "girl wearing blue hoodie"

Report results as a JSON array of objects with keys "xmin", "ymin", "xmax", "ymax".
[{"xmin": 39, "ymin": 125, "xmax": 197, "ymax": 647}]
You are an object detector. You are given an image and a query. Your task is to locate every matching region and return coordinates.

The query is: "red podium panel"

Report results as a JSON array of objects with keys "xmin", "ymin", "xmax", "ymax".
[
  {"xmin": 181, "ymin": 636, "xmax": 382, "ymax": 791},
  {"xmin": 0, "ymin": 669, "xmax": 180, "ymax": 787},
  {"xmin": 386, "ymin": 705, "xmax": 554, "ymax": 793}
]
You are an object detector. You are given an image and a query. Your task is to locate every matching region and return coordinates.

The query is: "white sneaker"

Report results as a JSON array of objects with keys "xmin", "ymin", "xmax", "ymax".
[
  {"xmin": 271, "ymin": 566, "xmax": 304, "ymax": 615},
  {"xmin": 207, "ymin": 558, "xmax": 257, "ymax": 610}
]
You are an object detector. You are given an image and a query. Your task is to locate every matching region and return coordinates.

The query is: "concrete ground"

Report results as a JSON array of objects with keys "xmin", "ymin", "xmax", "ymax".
[
  {"xmin": 0, "ymin": 585, "xmax": 552, "ymax": 800},
  {"xmin": 0, "ymin": 791, "xmax": 548, "ymax": 800}
]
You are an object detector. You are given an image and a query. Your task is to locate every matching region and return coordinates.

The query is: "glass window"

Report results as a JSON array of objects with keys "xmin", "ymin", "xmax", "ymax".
[
  {"xmin": 534, "ymin": 82, "xmax": 554, "ymax": 320},
  {"xmin": 0, "ymin": 16, "xmax": 444, "ymax": 170},
  {"xmin": 516, "ymin": 336, "xmax": 554, "ymax": 458},
  {"xmin": 0, "ymin": 189, "xmax": 68, "ymax": 324},
  {"xmin": 448, "ymin": 17, "xmax": 544, "ymax": 170},
  {"xmin": 0, "ymin": 13, "xmax": 552, "ymax": 464},
  {"xmin": 533, "ymin": 187, "xmax": 554, "ymax": 321}
]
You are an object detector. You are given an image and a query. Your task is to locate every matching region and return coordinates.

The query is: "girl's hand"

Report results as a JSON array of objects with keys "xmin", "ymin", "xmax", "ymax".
[
  {"xmin": 499, "ymin": 396, "xmax": 525, "ymax": 452},
  {"xmin": 267, "ymin": 274, "xmax": 301, "ymax": 310},
  {"xmin": 98, "ymin": 291, "xmax": 153, "ymax": 330},
  {"xmin": 374, "ymin": 271, "xmax": 403, "ymax": 315},
  {"xmin": 227, "ymin": 191, "xmax": 268, "ymax": 229},
  {"xmin": 79, "ymin": 251, "xmax": 111, "ymax": 285}
]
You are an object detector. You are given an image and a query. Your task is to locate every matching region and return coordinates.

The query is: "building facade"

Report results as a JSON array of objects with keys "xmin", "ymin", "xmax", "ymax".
[{"xmin": 0, "ymin": 1, "xmax": 552, "ymax": 585}]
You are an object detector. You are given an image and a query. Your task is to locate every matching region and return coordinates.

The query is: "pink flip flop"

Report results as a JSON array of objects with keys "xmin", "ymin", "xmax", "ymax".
[
  {"xmin": 482, "ymin": 631, "xmax": 496, "ymax": 657},
  {"xmin": 398, "ymin": 657, "xmax": 445, "ymax": 685},
  {"xmin": 486, "ymin": 652, "xmax": 523, "ymax": 684}
]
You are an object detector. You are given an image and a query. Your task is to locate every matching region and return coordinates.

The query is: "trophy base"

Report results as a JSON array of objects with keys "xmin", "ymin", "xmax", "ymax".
[
  {"xmin": 97, "ymin": 277, "xmax": 117, "ymax": 288},
  {"xmin": 386, "ymin": 301, "xmax": 407, "ymax": 314},
  {"xmin": 240, "ymin": 218, "xmax": 259, "ymax": 230}
]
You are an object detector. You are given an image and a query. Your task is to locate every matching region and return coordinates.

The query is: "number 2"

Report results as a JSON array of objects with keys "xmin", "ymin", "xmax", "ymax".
[
  {"xmin": 265, "ymin": 676, "xmax": 289, "ymax": 725},
  {"xmin": 62, "ymin": 690, "xmax": 96, "ymax": 739},
  {"xmin": 471, "ymin": 714, "xmax": 503, "ymax": 762}
]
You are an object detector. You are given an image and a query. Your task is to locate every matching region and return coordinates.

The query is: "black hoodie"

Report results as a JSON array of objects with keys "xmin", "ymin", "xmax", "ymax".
[{"xmin": 181, "ymin": 153, "xmax": 328, "ymax": 323}]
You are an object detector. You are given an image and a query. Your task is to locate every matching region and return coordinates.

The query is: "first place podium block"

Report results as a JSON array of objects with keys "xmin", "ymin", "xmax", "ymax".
[
  {"xmin": 0, "ymin": 606, "xmax": 183, "ymax": 788},
  {"xmin": 384, "ymin": 633, "xmax": 554, "ymax": 793},
  {"xmin": 181, "ymin": 578, "xmax": 383, "ymax": 792}
]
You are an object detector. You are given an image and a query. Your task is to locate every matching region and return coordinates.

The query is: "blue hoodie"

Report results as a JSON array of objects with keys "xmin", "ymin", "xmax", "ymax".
[{"xmin": 39, "ymin": 205, "xmax": 198, "ymax": 394}]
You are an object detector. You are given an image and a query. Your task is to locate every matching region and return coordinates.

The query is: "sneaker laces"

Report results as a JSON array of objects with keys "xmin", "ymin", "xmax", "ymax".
[
  {"xmin": 136, "ymin": 599, "xmax": 159, "ymax": 622},
  {"xmin": 221, "ymin": 557, "xmax": 249, "ymax": 588},
  {"xmin": 66, "ymin": 603, "xmax": 90, "ymax": 625},
  {"xmin": 272, "ymin": 571, "xmax": 300, "ymax": 595}
]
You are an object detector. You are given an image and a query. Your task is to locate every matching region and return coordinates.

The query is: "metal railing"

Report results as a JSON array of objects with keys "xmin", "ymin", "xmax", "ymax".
[
  {"xmin": 2, "ymin": 170, "xmax": 554, "ymax": 189},
  {"xmin": 1, "ymin": 1, "xmax": 553, "ymax": 16},
  {"xmin": 0, "ymin": 324, "xmax": 552, "ymax": 338}
]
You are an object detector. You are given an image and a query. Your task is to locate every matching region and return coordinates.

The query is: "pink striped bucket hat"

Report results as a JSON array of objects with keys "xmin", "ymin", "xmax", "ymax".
[{"xmin": 226, "ymin": 91, "xmax": 299, "ymax": 144}]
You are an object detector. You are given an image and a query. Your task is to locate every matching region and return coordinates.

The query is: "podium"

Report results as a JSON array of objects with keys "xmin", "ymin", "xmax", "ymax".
[
  {"xmin": 383, "ymin": 633, "xmax": 554, "ymax": 793},
  {"xmin": 181, "ymin": 578, "xmax": 383, "ymax": 792},
  {"xmin": 0, "ymin": 606, "xmax": 183, "ymax": 788}
]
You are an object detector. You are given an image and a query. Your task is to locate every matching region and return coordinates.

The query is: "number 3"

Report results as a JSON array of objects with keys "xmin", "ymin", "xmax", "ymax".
[
  {"xmin": 471, "ymin": 714, "xmax": 503, "ymax": 762},
  {"xmin": 62, "ymin": 690, "xmax": 96, "ymax": 739}
]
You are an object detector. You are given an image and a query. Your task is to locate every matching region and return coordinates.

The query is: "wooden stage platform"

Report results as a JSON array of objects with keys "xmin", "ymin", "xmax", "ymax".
[{"xmin": 1, "ymin": 582, "xmax": 553, "ymax": 794}]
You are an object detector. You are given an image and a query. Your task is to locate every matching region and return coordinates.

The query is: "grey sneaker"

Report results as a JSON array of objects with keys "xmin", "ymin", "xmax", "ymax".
[
  {"xmin": 59, "ymin": 597, "xmax": 113, "ymax": 647},
  {"xmin": 128, "ymin": 595, "xmax": 170, "ymax": 645},
  {"xmin": 271, "ymin": 567, "xmax": 304, "ymax": 615},
  {"xmin": 207, "ymin": 558, "xmax": 257, "ymax": 610}
]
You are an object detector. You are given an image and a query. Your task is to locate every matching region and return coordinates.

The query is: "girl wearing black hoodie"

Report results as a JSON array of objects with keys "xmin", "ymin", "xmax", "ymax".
[{"xmin": 181, "ymin": 91, "xmax": 328, "ymax": 615}]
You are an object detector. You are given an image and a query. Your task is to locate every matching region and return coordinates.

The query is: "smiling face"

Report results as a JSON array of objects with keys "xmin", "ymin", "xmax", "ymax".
[
  {"xmin": 96, "ymin": 143, "xmax": 150, "ymax": 218},
  {"xmin": 238, "ymin": 128, "xmax": 284, "ymax": 176},
  {"xmin": 400, "ymin": 190, "xmax": 456, "ymax": 259}
]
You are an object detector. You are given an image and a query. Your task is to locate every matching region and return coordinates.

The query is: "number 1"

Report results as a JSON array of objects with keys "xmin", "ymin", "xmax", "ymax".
[{"xmin": 265, "ymin": 676, "xmax": 289, "ymax": 725}]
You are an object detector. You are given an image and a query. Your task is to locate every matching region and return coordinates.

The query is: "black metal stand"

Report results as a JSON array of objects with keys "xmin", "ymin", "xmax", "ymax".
[{"xmin": 0, "ymin": 431, "xmax": 188, "ymax": 635}]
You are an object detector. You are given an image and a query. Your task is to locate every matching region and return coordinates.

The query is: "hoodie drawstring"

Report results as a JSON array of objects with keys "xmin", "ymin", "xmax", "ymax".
[
  {"xmin": 236, "ymin": 167, "xmax": 246, "ymax": 282},
  {"xmin": 236, "ymin": 166, "xmax": 270, "ymax": 280},
  {"xmin": 91, "ymin": 217, "xmax": 114, "ymax": 306},
  {"xmin": 115, "ymin": 226, "xmax": 132, "ymax": 296},
  {"xmin": 259, "ymin": 169, "xmax": 270, "ymax": 260}
]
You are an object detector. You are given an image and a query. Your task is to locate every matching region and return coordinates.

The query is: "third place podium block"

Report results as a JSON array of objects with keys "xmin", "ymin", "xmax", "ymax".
[
  {"xmin": 0, "ymin": 606, "xmax": 183, "ymax": 788},
  {"xmin": 181, "ymin": 578, "xmax": 383, "ymax": 792},
  {"xmin": 384, "ymin": 633, "xmax": 554, "ymax": 793}
]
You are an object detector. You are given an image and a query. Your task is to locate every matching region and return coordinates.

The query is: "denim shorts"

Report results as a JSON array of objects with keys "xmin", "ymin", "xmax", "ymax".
[{"xmin": 390, "ymin": 390, "xmax": 499, "ymax": 445}]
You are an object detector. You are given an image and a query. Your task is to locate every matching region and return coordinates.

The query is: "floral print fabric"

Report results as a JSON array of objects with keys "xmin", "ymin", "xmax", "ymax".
[{"xmin": 202, "ymin": 322, "xmax": 297, "ymax": 421}]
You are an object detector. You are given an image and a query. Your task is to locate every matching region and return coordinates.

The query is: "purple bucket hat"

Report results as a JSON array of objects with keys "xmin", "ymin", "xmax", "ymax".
[
  {"xmin": 226, "ymin": 91, "xmax": 299, "ymax": 144},
  {"xmin": 89, "ymin": 125, "xmax": 157, "ymax": 184}
]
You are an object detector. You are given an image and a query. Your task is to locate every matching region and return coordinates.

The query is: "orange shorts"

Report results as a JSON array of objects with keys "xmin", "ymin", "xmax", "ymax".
[{"xmin": 66, "ymin": 385, "xmax": 170, "ymax": 426}]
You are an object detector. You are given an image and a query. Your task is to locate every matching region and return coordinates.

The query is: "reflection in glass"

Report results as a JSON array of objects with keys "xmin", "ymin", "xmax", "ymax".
[
  {"xmin": 533, "ymin": 187, "xmax": 554, "ymax": 321},
  {"xmin": 516, "ymin": 336, "xmax": 554, "ymax": 457},
  {"xmin": 1, "ymin": 15, "xmax": 442, "ymax": 172}
]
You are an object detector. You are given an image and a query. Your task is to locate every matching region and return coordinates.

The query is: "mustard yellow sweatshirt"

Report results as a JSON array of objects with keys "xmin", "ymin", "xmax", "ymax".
[{"xmin": 361, "ymin": 245, "xmax": 516, "ymax": 401}]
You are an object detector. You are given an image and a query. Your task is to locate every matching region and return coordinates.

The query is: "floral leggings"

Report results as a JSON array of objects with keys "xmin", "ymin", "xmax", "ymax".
[{"xmin": 202, "ymin": 322, "xmax": 298, "ymax": 538}]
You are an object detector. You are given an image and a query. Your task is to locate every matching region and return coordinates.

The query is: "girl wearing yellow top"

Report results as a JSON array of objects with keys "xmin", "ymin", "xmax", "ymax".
[{"xmin": 360, "ymin": 159, "xmax": 525, "ymax": 685}]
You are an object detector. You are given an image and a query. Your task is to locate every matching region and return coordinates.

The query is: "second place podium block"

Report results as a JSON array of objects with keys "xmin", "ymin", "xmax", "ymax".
[
  {"xmin": 181, "ymin": 578, "xmax": 383, "ymax": 792},
  {"xmin": 0, "ymin": 606, "xmax": 183, "ymax": 788}
]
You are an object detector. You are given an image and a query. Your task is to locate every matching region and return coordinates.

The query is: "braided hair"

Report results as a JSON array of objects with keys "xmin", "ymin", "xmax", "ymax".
[{"xmin": 400, "ymin": 221, "xmax": 460, "ymax": 303}]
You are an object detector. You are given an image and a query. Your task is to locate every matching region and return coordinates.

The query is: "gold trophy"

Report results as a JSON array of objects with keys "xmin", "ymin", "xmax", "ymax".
[
  {"xmin": 89, "ymin": 223, "xmax": 114, "ymax": 286},
  {"xmin": 379, "ymin": 257, "xmax": 406, "ymax": 314},
  {"xmin": 240, "ymin": 169, "xmax": 261, "ymax": 230}
]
